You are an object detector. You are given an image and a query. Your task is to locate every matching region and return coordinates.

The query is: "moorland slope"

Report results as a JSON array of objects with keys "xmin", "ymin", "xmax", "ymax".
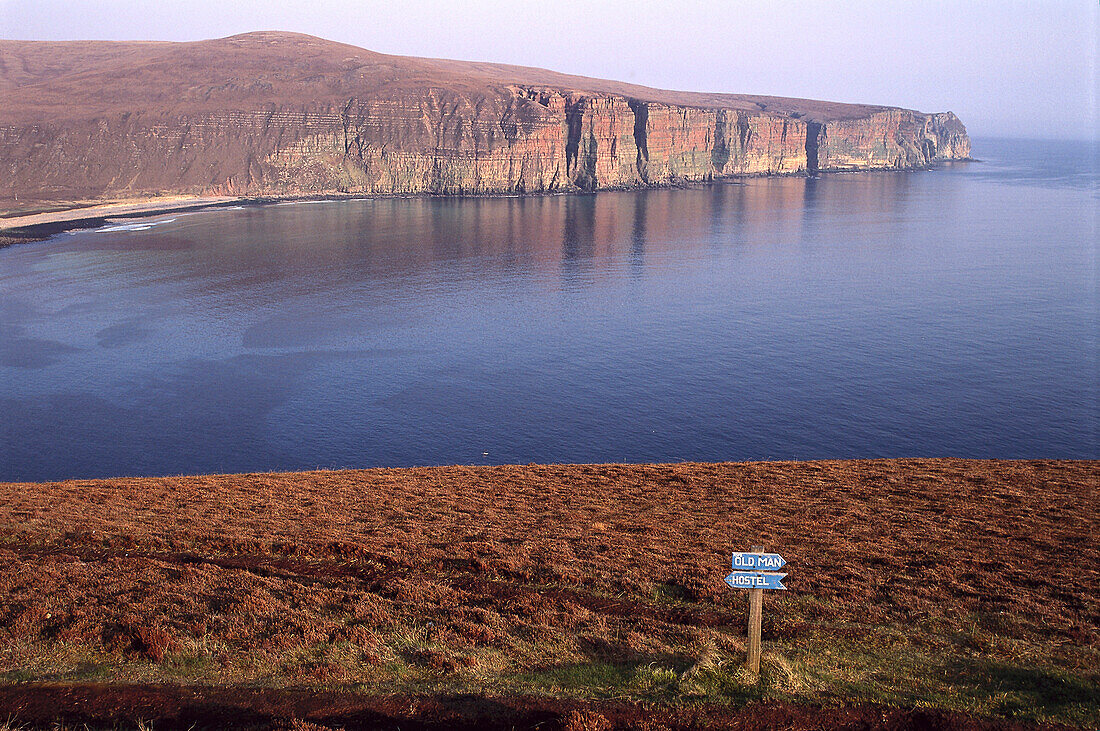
[
  {"xmin": 0, "ymin": 32, "xmax": 970, "ymax": 214},
  {"xmin": 0, "ymin": 459, "xmax": 1095, "ymax": 729}
]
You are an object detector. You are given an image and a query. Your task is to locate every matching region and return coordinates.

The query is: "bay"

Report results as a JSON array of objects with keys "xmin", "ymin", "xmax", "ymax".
[{"xmin": 1, "ymin": 137, "xmax": 1096, "ymax": 481}]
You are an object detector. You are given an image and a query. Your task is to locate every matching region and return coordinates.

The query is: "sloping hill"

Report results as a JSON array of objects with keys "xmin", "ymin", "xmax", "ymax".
[
  {"xmin": 0, "ymin": 31, "xmax": 970, "ymax": 211},
  {"xmin": 0, "ymin": 459, "xmax": 1095, "ymax": 728}
]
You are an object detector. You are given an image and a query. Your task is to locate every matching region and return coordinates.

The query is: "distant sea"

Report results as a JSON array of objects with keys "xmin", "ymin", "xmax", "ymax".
[{"xmin": 1, "ymin": 138, "xmax": 1096, "ymax": 481}]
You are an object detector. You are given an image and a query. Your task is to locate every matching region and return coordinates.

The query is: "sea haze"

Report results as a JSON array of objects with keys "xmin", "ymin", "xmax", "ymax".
[{"xmin": 1, "ymin": 138, "xmax": 1096, "ymax": 481}]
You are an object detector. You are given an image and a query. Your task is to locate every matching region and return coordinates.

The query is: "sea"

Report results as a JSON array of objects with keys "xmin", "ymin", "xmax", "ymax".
[{"xmin": 1, "ymin": 137, "xmax": 1096, "ymax": 481}]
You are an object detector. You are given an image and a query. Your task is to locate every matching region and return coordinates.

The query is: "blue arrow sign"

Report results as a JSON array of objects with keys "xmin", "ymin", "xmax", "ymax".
[
  {"xmin": 725, "ymin": 571, "xmax": 788, "ymax": 590},
  {"xmin": 731, "ymin": 552, "xmax": 786, "ymax": 571}
]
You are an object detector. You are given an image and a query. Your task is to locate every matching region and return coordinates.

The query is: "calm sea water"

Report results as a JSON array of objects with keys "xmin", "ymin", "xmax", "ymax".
[{"xmin": 1, "ymin": 138, "xmax": 1096, "ymax": 481}]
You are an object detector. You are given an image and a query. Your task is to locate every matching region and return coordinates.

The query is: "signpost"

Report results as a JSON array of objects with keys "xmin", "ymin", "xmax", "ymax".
[
  {"xmin": 730, "ymin": 552, "xmax": 786, "ymax": 571},
  {"xmin": 724, "ymin": 571, "xmax": 788, "ymax": 590},
  {"xmin": 724, "ymin": 545, "xmax": 788, "ymax": 674}
]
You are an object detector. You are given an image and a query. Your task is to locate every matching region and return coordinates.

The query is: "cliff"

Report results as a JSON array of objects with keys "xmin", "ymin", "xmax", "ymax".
[{"xmin": 0, "ymin": 32, "xmax": 970, "ymax": 210}]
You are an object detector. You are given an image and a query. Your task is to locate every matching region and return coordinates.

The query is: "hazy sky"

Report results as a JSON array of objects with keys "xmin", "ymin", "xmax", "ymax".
[{"xmin": 1, "ymin": 0, "xmax": 1095, "ymax": 139}]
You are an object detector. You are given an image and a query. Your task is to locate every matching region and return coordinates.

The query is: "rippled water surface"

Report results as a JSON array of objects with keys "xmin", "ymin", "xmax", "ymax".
[{"xmin": 2, "ymin": 138, "xmax": 1096, "ymax": 480}]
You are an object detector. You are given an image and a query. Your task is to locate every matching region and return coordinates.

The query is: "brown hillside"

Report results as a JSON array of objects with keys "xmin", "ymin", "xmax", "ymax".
[
  {"xmin": 0, "ymin": 31, "xmax": 889, "ymax": 124},
  {"xmin": 0, "ymin": 32, "xmax": 970, "ymax": 210},
  {"xmin": 0, "ymin": 459, "xmax": 1096, "ymax": 728}
]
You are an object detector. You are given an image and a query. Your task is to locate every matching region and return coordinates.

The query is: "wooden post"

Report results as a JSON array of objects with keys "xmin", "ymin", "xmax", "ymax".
[{"xmin": 746, "ymin": 545, "xmax": 764, "ymax": 674}]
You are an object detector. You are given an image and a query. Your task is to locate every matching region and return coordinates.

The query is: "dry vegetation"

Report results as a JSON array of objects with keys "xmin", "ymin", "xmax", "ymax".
[{"xmin": 0, "ymin": 459, "xmax": 1096, "ymax": 729}]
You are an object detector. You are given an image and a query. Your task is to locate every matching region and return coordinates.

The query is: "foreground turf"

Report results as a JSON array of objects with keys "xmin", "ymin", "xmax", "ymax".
[{"xmin": 0, "ymin": 459, "xmax": 1096, "ymax": 728}]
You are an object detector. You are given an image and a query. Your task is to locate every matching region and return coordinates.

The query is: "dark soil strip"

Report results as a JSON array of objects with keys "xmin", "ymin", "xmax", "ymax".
[{"xmin": 0, "ymin": 683, "xmax": 1074, "ymax": 730}]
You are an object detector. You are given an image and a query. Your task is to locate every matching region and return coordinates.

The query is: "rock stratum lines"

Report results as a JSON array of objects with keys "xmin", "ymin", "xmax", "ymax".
[{"xmin": 0, "ymin": 31, "xmax": 970, "ymax": 208}]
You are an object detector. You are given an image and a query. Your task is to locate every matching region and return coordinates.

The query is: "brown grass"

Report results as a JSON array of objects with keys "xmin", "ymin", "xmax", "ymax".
[{"xmin": 0, "ymin": 459, "xmax": 1096, "ymax": 727}]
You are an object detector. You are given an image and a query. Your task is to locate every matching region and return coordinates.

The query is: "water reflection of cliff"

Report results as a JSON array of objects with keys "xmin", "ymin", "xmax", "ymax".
[{"xmin": 53, "ymin": 174, "xmax": 920, "ymax": 299}]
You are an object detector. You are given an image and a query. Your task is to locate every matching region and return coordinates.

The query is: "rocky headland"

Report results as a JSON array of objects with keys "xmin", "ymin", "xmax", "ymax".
[{"xmin": 0, "ymin": 31, "xmax": 970, "ymax": 215}]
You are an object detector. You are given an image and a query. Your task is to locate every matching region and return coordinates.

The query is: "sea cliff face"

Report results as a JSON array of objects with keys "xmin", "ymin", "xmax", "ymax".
[
  {"xmin": 808, "ymin": 109, "xmax": 971, "ymax": 172},
  {"xmin": 0, "ymin": 33, "xmax": 971, "ymax": 209},
  {"xmin": 247, "ymin": 92, "xmax": 817, "ymax": 196}
]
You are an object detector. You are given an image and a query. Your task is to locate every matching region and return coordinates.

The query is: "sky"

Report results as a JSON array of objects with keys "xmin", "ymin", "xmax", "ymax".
[{"xmin": 1, "ymin": 0, "xmax": 1095, "ymax": 140}]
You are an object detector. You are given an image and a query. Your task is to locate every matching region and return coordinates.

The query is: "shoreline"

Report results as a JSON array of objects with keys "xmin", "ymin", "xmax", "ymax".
[
  {"xmin": 0, "ymin": 195, "xmax": 245, "ymax": 247},
  {"xmin": 0, "ymin": 160, "xmax": 976, "ymax": 249},
  {"xmin": 2, "ymin": 455, "xmax": 1090, "ymax": 487}
]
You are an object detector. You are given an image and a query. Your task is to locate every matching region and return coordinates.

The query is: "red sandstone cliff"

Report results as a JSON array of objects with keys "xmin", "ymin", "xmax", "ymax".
[{"xmin": 0, "ymin": 32, "xmax": 970, "ymax": 210}]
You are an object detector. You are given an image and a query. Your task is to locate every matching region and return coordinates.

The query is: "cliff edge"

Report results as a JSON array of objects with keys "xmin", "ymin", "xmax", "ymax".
[{"xmin": 0, "ymin": 32, "xmax": 971, "ymax": 210}]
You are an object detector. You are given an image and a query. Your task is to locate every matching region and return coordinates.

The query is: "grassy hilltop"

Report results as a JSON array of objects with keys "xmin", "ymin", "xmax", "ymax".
[{"xmin": 0, "ymin": 459, "xmax": 1096, "ymax": 729}]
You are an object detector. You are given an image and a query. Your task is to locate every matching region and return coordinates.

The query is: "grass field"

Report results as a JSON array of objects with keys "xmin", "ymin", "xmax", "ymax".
[{"xmin": 0, "ymin": 459, "xmax": 1096, "ymax": 729}]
